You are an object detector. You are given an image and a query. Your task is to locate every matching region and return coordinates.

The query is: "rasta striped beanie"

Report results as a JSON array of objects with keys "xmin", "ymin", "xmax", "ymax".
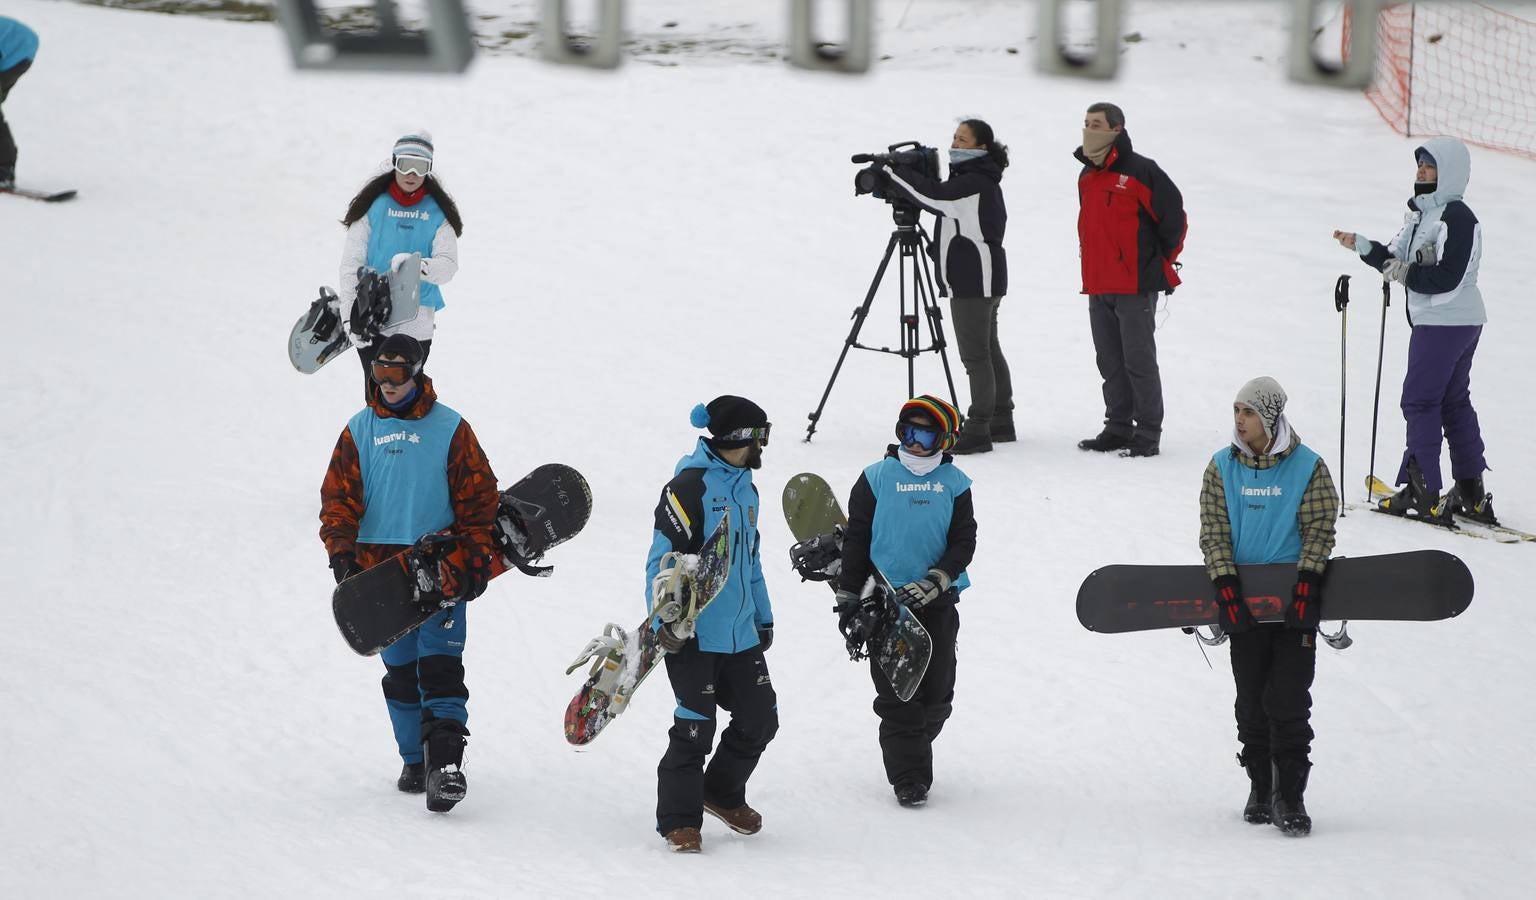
[{"xmin": 897, "ymin": 394, "xmax": 962, "ymax": 450}]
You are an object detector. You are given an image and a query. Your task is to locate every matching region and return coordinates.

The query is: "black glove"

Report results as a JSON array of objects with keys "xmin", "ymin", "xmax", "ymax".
[
  {"xmin": 1286, "ymin": 570, "xmax": 1323, "ymax": 631},
  {"xmin": 456, "ymin": 552, "xmax": 492, "ymax": 602},
  {"xmin": 834, "ymin": 589, "xmax": 862, "ymax": 637},
  {"xmin": 756, "ymin": 624, "xmax": 774, "ymax": 653},
  {"xmin": 330, "ymin": 552, "xmax": 362, "ymax": 585},
  {"xmin": 656, "ymin": 621, "xmax": 691, "ymax": 653},
  {"xmin": 1213, "ymin": 574, "xmax": 1257, "ymax": 635},
  {"xmin": 894, "ymin": 568, "xmax": 951, "ymax": 610}
]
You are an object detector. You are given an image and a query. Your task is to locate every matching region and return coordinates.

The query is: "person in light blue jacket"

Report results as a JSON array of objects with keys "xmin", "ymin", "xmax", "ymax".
[
  {"xmin": 1334, "ymin": 137, "xmax": 1496, "ymax": 525},
  {"xmin": 0, "ymin": 16, "xmax": 40, "ymax": 188},
  {"xmin": 646, "ymin": 396, "xmax": 777, "ymax": 853}
]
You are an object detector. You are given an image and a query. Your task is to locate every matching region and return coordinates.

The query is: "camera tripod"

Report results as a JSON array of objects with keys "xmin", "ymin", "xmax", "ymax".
[{"xmin": 804, "ymin": 209, "xmax": 959, "ymax": 441}]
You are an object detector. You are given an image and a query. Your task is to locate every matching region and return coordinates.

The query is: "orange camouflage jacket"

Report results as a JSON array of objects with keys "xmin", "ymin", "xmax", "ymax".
[{"xmin": 319, "ymin": 375, "xmax": 499, "ymax": 572}]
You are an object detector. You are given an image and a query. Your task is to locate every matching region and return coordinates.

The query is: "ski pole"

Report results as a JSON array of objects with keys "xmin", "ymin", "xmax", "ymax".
[
  {"xmin": 1367, "ymin": 281, "xmax": 1391, "ymax": 494},
  {"xmin": 1334, "ymin": 275, "xmax": 1350, "ymax": 510}
]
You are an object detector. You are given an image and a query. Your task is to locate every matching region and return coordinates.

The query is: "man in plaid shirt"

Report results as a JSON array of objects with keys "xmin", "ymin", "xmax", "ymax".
[{"xmin": 1198, "ymin": 376, "xmax": 1338, "ymax": 838}]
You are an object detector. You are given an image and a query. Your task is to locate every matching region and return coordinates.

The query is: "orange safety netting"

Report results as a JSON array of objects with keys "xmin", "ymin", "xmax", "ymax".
[{"xmin": 1348, "ymin": 2, "xmax": 1536, "ymax": 160}]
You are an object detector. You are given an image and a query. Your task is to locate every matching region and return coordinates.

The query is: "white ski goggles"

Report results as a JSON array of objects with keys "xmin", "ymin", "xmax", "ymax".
[{"xmin": 393, "ymin": 155, "xmax": 432, "ymax": 177}]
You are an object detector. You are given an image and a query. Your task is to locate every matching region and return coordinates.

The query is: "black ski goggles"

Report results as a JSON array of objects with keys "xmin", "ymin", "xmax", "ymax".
[
  {"xmin": 719, "ymin": 424, "xmax": 771, "ymax": 446},
  {"xmin": 370, "ymin": 357, "xmax": 421, "ymax": 387}
]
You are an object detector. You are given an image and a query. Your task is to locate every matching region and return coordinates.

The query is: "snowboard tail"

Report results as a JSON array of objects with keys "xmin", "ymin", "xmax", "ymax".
[{"xmin": 1076, "ymin": 550, "xmax": 1474, "ymax": 634}]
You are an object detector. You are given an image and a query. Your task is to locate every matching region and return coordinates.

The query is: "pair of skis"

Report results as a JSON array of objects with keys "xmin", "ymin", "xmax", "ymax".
[{"xmin": 1363, "ymin": 475, "xmax": 1533, "ymax": 543}]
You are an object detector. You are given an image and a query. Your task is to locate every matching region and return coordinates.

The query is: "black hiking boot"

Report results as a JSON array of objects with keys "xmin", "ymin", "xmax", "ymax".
[
  {"xmin": 990, "ymin": 418, "xmax": 1017, "ymax": 443},
  {"xmin": 1118, "ymin": 436, "xmax": 1160, "ymax": 458},
  {"xmin": 952, "ymin": 430, "xmax": 993, "ymax": 455},
  {"xmin": 397, "ymin": 762, "xmax": 426, "ymax": 794},
  {"xmin": 1238, "ymin": 751, "xmax": 1271, "ymax": 824},
  {"xmin": 1078, "ymin": 431, "xmax": 1131, "ymax": 453},
  {"xmin": 894, "ymin": 783, "xmax": 929, "ymax": 807},
  {"xmin": 422, "ymin": 719, "xmax": 469, "ymax": 813},
  {"xmin": 1270, "ymin": 760, "xmax": 1312, "ymax": 837}
]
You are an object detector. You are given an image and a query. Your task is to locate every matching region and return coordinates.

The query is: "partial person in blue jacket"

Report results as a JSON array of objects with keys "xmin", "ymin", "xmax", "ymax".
[
  {"xmin": 0, "ymin": 16, "xmax": 40, "ymax": 189},
  {"xmin": 646, "ymin": 396, "xmax": 777, "ymax": 853},
  {"xmin": 340, "ymin": 131, "xmax": 464, "ymax": 387},
  {"xmin": 1333, "ymin": 137, "xmax": 1496, "ymax": 525},
  {"xmin": 835, "ymin": 395, "xmax": 977, "ymax": 809}
]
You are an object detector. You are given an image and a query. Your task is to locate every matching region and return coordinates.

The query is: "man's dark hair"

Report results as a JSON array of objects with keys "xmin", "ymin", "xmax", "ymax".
[{"xmin": 1086, "ymin": 102, "xmax": 1126, "ymax": 129}]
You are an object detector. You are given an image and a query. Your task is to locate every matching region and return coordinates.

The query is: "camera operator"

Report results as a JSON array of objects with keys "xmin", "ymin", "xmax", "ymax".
[{"xmin": 879, "ymin": 120, "xmax": 1013, "ymax": 455}]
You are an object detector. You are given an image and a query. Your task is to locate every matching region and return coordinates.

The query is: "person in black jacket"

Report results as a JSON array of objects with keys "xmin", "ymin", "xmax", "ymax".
[
  {"xmin": 835, "ymin": 395, "xmax": 978, "ymax": 807},
  {"xmin": 1074, "ymin": 102, "xmax": 1187, "ymax": 459},
  {"xmin": 882, "ymin": 120, "xmax": 1012, "ymax": 455}
]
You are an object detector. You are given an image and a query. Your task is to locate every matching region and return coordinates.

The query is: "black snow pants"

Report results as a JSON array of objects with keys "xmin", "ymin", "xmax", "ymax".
[
  {"xmin": 656, "ymin": 643, "xmax": 778, "ymax": 834},
  {"xmin": 1229, "ymin": 624, "xmax": 1316, "ymax": 769},
  {"xmin": 870, "ymin": 601, "xmax": 959, "ymax": 789}
]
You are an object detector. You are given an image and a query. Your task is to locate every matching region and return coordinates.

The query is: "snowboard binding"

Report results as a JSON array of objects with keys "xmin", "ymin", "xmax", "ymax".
[
  {"xmin": 405, "ymin": 533, "xmax": 465, "ymax": 617},
  {"xmin": 789, "ymin": 528, "xmax": 843, "ymax": 583},
  {"xmin": 838, "ymin": 591, "xmax": 893, "ymax": 662},
  {"xmin": 349, "ymin": 267, "xmax": 394, "ymax": 345},
  {"xmin": 494, "ymin": 496, "xmax": 555, "ymax": 577}
]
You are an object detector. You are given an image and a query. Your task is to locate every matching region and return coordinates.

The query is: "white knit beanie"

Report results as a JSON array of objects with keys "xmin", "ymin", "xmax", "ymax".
[{"xmin": 1234, "ymin": 376, "xmax": 1287, "ymax": 439}]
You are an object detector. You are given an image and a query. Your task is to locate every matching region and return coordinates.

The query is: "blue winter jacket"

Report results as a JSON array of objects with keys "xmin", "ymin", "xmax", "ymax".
[
  {"xmin": 1360, "ymin": 137, "xmax": 1485, "ymax": 327},
  {"xmin": 0, "ymin": 18, "xmax": 39, "ymax": 70},
  {"xmin": 643, "ymin": 439, "xmax": 772, "ymax": 653}
]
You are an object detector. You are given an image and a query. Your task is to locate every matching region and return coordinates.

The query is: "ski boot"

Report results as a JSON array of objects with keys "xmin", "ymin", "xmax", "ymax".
[
  {"xmin": 1377, "ymin": 460, "xmax": 1445, "ymax": 522},
  {"xmin": 1238, "ymin": 751, "xmax": 1272, "ymax": 824},
  {"xmin": 1270, "ymin": 760, "xmax": 1312, "ymax": 837},
  {"xmin": 1440, "ymin": 477, "xmax": 1499, "ymax": 526},
  {"xmin": 422, "ymin": 719, "xmax": 469, "ymax": 813}
]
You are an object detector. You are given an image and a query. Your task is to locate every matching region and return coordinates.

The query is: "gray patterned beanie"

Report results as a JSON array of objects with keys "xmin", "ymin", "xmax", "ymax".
[{"xmin": 1235, "ymin": 376, "xmax": 1287, "ymax": 439}]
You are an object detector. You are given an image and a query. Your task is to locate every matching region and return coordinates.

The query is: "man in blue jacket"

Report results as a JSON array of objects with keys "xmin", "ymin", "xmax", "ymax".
[
  {"xmin": 0, "ymin": 16, "xmax": 40, "ymax": 189},
  {"xmin": 647, "ymin": 396, "xmax": 777, "ymax": 853}
]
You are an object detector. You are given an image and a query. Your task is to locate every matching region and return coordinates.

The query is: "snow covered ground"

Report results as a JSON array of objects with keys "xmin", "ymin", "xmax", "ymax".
[{"xmin": 3, "ymin": 1, "xmax": 1535, "ymax": 897}]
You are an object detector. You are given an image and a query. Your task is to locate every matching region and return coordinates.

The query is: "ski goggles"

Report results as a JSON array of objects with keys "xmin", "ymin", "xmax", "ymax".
[
  {"xmin": 719, "ymin": 423, "xmax": 771, "ymax": 446},
  {"xmin": 370, "ymin": 357, "xmax": 420, "ymax": 387},
  {"xmin": 393, "ymin": 155, "xmax": 432, "ymax": 177},
  {"xmin": 899, "ymin": 423, "xmax": 942, "ymax": 452}
]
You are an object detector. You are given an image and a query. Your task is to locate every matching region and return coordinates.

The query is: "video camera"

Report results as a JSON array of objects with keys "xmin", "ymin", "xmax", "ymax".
[{"xmin": 851, "ymin": 141, "xmax": 941, "ymax": 218}]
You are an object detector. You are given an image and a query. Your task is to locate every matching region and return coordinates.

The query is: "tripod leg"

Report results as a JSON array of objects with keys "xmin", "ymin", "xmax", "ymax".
[{"xmin": 805, "ymin": 232, "xmax": 903, "ymax": 441}]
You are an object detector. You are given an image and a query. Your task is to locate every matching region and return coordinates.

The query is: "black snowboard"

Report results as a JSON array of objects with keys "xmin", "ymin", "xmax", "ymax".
[
  {"xmin": 1076, "ymin": 550, "xmax": 1473, "ymax": 634},
  {"xmin": 332, "ymin": 463, "xmax": 592, "ymax": 655}
]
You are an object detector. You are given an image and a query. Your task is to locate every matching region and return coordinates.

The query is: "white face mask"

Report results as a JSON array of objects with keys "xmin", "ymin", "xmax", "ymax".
[
  {"xmin": 949, "ymin": 148, "xmax": 987, "ymax": 165},
  {"xmin": 898, "ymin": 445, "xmax": 943, "ymax": 476}
]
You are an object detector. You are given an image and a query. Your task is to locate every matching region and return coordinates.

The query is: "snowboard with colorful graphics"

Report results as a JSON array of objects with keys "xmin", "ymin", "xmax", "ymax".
[
  {"xmin": 289, "ymin": 258, "xmax": 422, "ymax": 374},
  {"xmin": 332, "ymin": 463, "xmax": 591, "ymax": 655},
  {"xmin": 782, "ymin": 472, "xmax": 933, "ymax": 703},
  {"xmin": 1075, "ymin": 550, "xmax": 1473, "ymax": 634},
  {"xmin": 563, "ymin": 511, "xmax": 733, "ymax": 746}
]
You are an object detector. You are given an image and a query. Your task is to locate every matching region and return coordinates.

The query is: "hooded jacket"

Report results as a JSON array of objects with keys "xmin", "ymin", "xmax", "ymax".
[
  {"xmin": 1359, "ymin": 137, "xmax": 1486, "ymax": 327},
  {"xmin": 644, "ymin": 439, "xmax": 772, "ymax": 653},
  {"xmin": 1075, "ymin": 129, "xmax": 1187, "ymax": 296},
  {"xmin": 883, "ymin": 156, "xmax": 1008, "ymax": 298}
]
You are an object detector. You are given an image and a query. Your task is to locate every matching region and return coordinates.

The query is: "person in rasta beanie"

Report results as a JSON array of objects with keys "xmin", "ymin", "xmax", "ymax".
[
  {"xmin": 339, "ymin": 131, "xmax": 465, "ymax": 392},
  {"xmin": 1197, "ymin": 376, "xmax": 1338, "ymax": 837},
  {"xmin": 835, "ymin": 395, "xmax": 977, "ymax": 808},
  {"xmin": 319, "ymin": 333, "xmax": 499, "ymax": 813},
  {"xmin": 645, "ymin": 395, "xmax": 777, "ymax": 852}
]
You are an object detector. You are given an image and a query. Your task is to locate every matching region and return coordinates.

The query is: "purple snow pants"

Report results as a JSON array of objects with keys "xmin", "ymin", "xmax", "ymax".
[{"xmin": 1396, "ymin": 324, "xmax": 1486, "ymax": 494}]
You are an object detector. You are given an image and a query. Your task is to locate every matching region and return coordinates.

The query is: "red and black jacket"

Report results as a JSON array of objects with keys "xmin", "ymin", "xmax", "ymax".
[{"xmin": 1075, "ymin": 130, "xmax": 1187, "ymax": 296}]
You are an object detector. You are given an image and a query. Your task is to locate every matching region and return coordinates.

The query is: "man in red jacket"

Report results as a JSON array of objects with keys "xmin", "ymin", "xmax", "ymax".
[{"xmin": 1074, "ymin": 102, "xmax": 1187, "ymax": 458}]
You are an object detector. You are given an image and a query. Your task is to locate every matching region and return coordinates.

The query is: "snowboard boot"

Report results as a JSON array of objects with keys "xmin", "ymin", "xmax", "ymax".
[
  {"xmin": 397, "ymin": 762, "xmax": 426, "ymax": 794},
  {"xmin": 1377, "ymin": 460, "xmax": 1441, "ymax": 521},
  {"xmin": 894, "ymin": 782, "xmax": 929, "ymax": 807},
  {"xmin": 1442, "ymin": 477, "xmax": 1500, "ymax": 526},
  {"xmin": 703, "ymin": 800, "xmax": 763, "ymax": 835},
  {"xmin": 422, "ymin": 719, "xmax": 469, "ymax": 813},
  {"xmin": 990, "ymin": 418, "xmax": 1017, "ymax": 443},
  {"xmin": 664, "ymin": 826, "xmax": 702, "ymax": 853},
  {"xmin": 1078, "ymin": 431, "xmax": 1131, "ymax": 453},
  {"xmin": 1270, "ymin": 760, "xmax": 1312, "ymax": 837},
  {"xmin": 1237, "ymin": 751, "xmax": 1272, "ymax": 824},
  {"xmin": 952, "ymin": 429, "xmax": 993, "ymax": 455}
]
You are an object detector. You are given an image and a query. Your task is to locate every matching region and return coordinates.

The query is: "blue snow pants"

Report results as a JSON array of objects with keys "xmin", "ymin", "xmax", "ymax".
[
  {"xmin": 379, "ymin": 605, "xmax": 468, "ymax": 764},
  {"xmin": 1396, "ymin": 324, "xmax": 1486, "ymax": 494}
]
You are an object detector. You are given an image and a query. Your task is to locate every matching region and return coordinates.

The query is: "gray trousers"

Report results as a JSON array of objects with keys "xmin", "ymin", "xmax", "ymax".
[
  {"xmin": 1087, "ymin": 292, "xmax": 1163, "ymax": 441},
  {"xmin": 950, "ymin": 296, "xmax": 1013, "ymax": 433}
]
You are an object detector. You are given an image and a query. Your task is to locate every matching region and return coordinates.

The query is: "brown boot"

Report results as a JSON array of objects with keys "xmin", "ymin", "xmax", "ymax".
[
  {"xmin": 704, "ymin": 800, "xmax": 763, "ymax": 835},
  {"xmin": 663, "ymin": 826, "xmax": 702, "ymax": 853}
]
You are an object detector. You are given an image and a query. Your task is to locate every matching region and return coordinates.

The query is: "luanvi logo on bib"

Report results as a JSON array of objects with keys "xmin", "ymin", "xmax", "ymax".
[
  {"xmin": 387, "ymin": 207, "xmax": 431, "ymax": 221},
  {"xmin": 896, "ymin": 482, "xmax": 944, "ymax": 493},
  {"xmin": 374, "ymin": 431, "xmax": 422, "ymax": 446}
]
